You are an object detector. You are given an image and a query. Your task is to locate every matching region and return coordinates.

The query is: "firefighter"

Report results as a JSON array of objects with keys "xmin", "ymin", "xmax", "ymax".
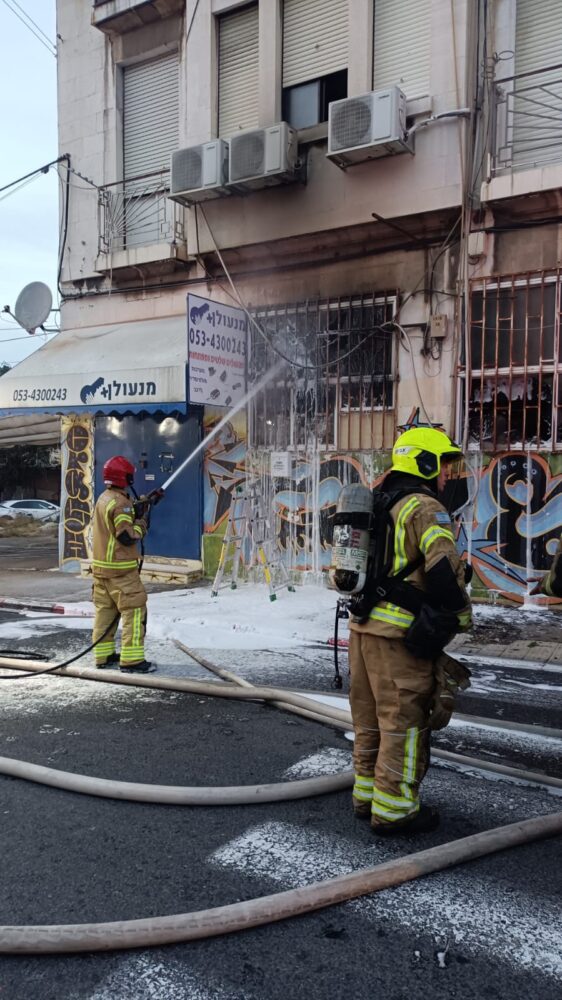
[
  {"xmin": 530, "ymin": 537, "xmax": 562, "ymax": 598},
  {"xmin": 348, "ymin": 427, "xmax": 472, "ymax": 835},
  {"xmin": 91, "ymin": 455, "xmax": 156, "ymax": 673}
]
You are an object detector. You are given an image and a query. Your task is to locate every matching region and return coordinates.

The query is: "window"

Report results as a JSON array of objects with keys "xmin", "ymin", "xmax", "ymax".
[
  {"xmin": 282, "ymin": 70, "xmax": 347, "ymax": 130},
  {"xmin": 282, "ymin": 0, "xmax": 348, "ymax": 128},
  {"xmin": 218, "ymin": 4, "xmax": 259, "ymax": 138},
  {"xmin": 249, "ymin": 294, "xmax": 395, "ymax": 451},
  {"xmin": 120, "ymin": 53, "xmax": 179, "ymax": 249},
  {"xmin": 465, "ymin": 273, "xmax": 562, "ymax": 449}
]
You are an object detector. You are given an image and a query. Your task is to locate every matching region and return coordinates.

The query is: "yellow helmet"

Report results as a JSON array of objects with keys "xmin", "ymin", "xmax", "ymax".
[{"xmin": 392, "ymin": 427, "xmax": 463, "ymax": 480}]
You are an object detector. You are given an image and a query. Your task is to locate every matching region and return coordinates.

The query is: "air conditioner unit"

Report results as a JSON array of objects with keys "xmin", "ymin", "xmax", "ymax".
[
  {"xmin": 327, "ymin": 87, "xmax": 413, "ymax": 167},
  {"xmin": 169, "ymin": 140, "xmax": 230, "ymax": 205},
  {"xmin": 228, "ymin": 122, "xmax": 298, "ymax": 191}
]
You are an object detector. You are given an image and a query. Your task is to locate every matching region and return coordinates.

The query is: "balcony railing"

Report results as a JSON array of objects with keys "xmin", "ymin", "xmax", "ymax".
[
  {"xmin": 97, "ymin": 170, "xmax": 185, "ymax": 255},
  {"xmin": 491, "ymin": 63, "xmax": 562, "ymax": 175}
]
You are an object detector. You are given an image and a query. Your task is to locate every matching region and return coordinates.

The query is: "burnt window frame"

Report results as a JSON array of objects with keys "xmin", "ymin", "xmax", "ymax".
[
  {"xmin": 248, "ymin": 293, "xmax": 396, "ymax": 451},
  {"xmin": 463, "ymin": 272, "xmax": 562, "ymax": 451}
]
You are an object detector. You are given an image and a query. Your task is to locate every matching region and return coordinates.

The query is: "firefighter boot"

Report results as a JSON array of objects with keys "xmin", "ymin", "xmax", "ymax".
[
  {"xmin": 96, "ymin": 653, "xmax": 120, "ymax": 669},
  {"xmin": 372, "ymin": 805, "xmax": 440, "ymax": 837},
  {"xmin": 120, "ymin": 659, "xmax": 157, "ymax": 674},
  {"xmin": 353, "ymin": 804, "xmax": 372, "ymax": 821}
]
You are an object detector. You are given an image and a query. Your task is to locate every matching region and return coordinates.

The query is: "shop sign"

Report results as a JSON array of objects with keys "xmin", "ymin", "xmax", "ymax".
[{"xmin": 187, "ymin": 294, "xmax": 247, "ymax": 408}]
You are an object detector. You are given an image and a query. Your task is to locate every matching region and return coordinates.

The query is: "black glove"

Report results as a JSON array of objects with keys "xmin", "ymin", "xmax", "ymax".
[{"xmin": 133, "ymin": 497, "xmax": 149, "ymax": 518}]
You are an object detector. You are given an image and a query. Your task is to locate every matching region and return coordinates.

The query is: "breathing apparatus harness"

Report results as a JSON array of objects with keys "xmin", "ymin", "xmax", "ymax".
[{"xmin": 330, "ymin": 481, "xmax": 461, "ymax": 687}]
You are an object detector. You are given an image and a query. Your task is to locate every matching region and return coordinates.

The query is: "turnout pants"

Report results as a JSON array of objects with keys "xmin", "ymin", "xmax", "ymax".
[
  {"xmin": 349, "ymin": 631, "xmax": 434, "ymax": 828},
  {"xmin": 92, "ymin": 570, "xmax": 147, "ymax": 667}
]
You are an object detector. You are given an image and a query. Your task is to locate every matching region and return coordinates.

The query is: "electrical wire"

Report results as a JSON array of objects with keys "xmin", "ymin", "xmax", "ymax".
[
  {"xmin": 0, "ymin": 157, "xmax": 65, "ymax": 197},
  {"xmin": 185, "ymin": 0, "xmax": 201, "ymax": 46},
  {"xmin": 0, "ymin": 172, "xmax": 43, "ymax": 203},
  {"xmin": 0, "ymin": 0, "xmax": 56, "ymax": 57},
  {"xmin": 7, "ymin": 0, "xmax": 55, "ymax": 48}
]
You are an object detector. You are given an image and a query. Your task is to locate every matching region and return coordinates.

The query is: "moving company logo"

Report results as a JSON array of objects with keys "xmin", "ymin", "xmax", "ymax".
[{"xmin": 79, "ymin": 377, "xmax": 157, "ymax": 404}]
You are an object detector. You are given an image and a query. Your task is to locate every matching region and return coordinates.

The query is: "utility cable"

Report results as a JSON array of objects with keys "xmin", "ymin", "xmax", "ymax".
[
  {"xmin": 0, "ymin": 0, "xmax": 56, "ymax": 57},
  {"xmin": 0, "ymin": 156, "xmax": 66, "ymax": 197},
  {"xmin": 6, "ymin": 0, "xmax": 56, "ymax": 49}
]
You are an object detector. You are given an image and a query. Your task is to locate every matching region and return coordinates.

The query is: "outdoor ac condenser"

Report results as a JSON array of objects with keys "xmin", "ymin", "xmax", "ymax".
[
  {"xmin": 228, "ymin": 123, "xmax": 298, "ymax": 190},
  {"xmin": 327, "ymin": 87, "xmax": 413, "ymax": 167},
  {"xmin": 169, "ymin": 140, "xmax": 230, "ymax": 205}
]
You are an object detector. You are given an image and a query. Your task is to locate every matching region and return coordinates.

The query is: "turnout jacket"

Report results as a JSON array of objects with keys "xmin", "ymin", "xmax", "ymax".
[
  {"xmin": 92, "ymin": 487, "xmax": 147, "ymax": 578},
  {"xmin": 350, "ymin": 473, "xmax": 472, "ymax": 642}
]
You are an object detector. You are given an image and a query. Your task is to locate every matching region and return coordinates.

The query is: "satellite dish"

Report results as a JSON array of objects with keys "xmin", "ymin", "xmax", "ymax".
[{"xmin": 14, "ymin": 282, "xmax": 53, "ymax": 334}]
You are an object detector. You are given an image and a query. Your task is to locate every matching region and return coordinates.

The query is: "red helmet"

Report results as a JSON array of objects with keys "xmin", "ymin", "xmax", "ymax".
[{"xmin": 103, "ymin": 456, "xmax": 135, "ymax": 489}]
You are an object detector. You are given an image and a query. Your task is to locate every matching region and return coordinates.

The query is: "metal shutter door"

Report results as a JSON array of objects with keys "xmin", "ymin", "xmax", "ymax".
[
  {"xmin": 283, "ymin": 0, "xmax": 348, "ymax": 88},
  {"xmin": 123, "ymin": 53, "xmax": 179, "ymax": 180},
  {"xmin": 513, "ymin": 0, "xmax": 562, "ymax": 168},
  {"xmin": 373, "ymin": 0, "xmax": 431, "ymax": 98},
  {"xmin": 219, "ymin": 4, "xmax": 259, "ymax": 138}
]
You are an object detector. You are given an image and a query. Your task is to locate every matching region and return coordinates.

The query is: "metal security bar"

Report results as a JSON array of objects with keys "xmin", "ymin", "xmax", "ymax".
[
  {"xmin": 98, "ymin": 170, "xmax": 185, "ymax": 254},
  {"xmin": 464, "ymin": 271, "xmax": 562, "ymax": 450},
  {"xmin": 492, "ymin": 64, "xmax": 562, "ymax": 175},
  {"xmin": 249, "ymin": 293, "xmax": 396, "ymax": 451}
]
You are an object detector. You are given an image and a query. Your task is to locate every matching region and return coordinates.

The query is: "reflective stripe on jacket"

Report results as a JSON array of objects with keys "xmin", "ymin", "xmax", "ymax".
[
  {"xmin": 351, "ymin": 489, "xmax": 471, "ymax": 641},
  {"xmin": 92, "ymin": 487, "xmax": 146, "ymax": 578}
]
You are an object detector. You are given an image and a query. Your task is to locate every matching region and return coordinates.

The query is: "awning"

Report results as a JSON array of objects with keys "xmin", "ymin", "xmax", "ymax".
[
  {"xmin": 0, "ymin": 315, "xmax": 188, "ymax": 416},
  {"xmin": 0, "ymin": 414, "xmax": 61, "ymax": 447}
]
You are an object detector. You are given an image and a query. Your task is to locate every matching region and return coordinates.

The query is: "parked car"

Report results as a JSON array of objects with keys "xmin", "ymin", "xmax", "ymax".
[{"xmin": 0, "ymin": 499, "xmax": 60, "ymax": 522}]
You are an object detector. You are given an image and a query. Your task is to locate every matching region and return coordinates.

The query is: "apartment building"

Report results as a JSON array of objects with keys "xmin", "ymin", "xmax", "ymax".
[{"xmin": 0, "ymin": 0, "xmax": 560, "ymax": 601}]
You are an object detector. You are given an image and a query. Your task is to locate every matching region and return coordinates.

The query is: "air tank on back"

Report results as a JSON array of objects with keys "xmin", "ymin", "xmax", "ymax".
[{"xmin": 330, "ymin": 484, "xmax": 374, "ymax": 594}]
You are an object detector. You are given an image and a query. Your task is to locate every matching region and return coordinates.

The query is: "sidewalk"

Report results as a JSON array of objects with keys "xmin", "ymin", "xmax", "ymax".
[
  {"xmin": 0, "ymin": 568, "xmax": 190, "ymax": 616},
  {"xmin": 0, "ymin": 566, "xmax": 561, "ymax": 666},
  {"xmin": 447, "ymin": 631, "xmax": 562, "ymax": 668}
]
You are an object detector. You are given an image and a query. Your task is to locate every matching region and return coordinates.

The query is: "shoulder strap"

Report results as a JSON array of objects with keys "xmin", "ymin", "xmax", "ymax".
[{"xmin": 370, "ymin": 484, "xmax": 429, "ymax": 603}]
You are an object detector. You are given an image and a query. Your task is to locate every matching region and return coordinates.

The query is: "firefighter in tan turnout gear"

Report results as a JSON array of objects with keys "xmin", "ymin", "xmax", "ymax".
[
  {"xmin": 91, "ymin": 455, "xmax": 156, "ymax": 673},
  {"xmin": 346, "ymin": 427, "xmax": 472, "ymax": 835}
]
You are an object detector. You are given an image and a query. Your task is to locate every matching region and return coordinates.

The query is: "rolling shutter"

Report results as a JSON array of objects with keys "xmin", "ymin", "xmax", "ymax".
[
  {"xmin": 513, "ymin": 0, "xmax": 562, "ymax": 168},
  {"xmin": 373, "ymin": 0, "xmax": 431, "ymax": 98},
  {"xmin": 123, "ymin": 53, "xmax": 179, "ymax": 180},
  {"xmin": 515, "ymin": 0, "xmax": 562, "ymax": 74},
  {"xmin": 283, "ymin": 0, "xmax": 348, "ymax": 88},
  {"xmin": 218, "ymin": 4, "xmax": 259, "ymax": 138}
]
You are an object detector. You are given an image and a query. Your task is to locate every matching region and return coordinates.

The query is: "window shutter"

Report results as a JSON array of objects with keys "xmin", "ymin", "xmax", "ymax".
[
  {"xmin": 123, "ymin": 53, "xmax": 179, "ymax": 181},
  {"xmin": 373, "ymin": 0, "xmax": 431, "ymax": 98},
  {"xmin": 515, "ymin": 0, "xmax": 562, "ymax": 74},
  {"xmin": 513, "ymin": 0, "xmax": 562, "ymax": 168},
  {"xmin": 218, "ymin": 4, "xmax": 259, "ymax": 138},
  {"xmin": 283, "ymin": 0, "xmax": 349, "ymax": 88}
]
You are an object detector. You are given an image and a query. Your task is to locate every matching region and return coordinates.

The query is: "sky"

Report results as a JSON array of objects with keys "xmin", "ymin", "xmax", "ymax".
[{"xmin": 0, "ymin": 0, "xmax": 59, "ymax": 369}]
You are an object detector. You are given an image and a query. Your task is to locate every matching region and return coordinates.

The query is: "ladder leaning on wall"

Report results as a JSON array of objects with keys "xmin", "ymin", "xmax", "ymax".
[{"xmin": 211, "ymin": 481, "xmax": 295, "ymax": 601}]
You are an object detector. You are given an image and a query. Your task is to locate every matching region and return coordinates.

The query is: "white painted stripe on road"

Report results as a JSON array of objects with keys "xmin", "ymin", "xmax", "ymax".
[
  {"xmin": 283, "ymin": 748, "xmax": 352, "ymax": 778},
  {"xmin": 88, "ymin": 954, "xmax": 243, "ymax": 999},
  {"xmin": 211, "ymin": 815, "xmax": 562, "ymax": 979}
]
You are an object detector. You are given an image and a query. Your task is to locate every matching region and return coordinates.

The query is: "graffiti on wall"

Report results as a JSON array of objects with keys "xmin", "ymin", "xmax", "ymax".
[
  {"xmin": 457, "ymin": 452, "xmax": 562, "ymax": 604},
  {"xmin": 203, "ymin": 409, "xmax": 247, "ymax": 533},
  {"xmin": 61, "ymin": 416, "xmax": 94, "ymax": 570}
]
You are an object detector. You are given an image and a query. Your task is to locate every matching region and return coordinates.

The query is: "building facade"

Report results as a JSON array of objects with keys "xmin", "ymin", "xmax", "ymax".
[{"xmin": 0, "ymin": 0, "xmax": 561, "ymax": 602}]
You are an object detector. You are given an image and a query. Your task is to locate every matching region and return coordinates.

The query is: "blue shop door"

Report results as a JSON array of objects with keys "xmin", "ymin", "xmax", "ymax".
[{"xmin": 94, "ymin": 412, "xmax": 202, "ymax": 560}]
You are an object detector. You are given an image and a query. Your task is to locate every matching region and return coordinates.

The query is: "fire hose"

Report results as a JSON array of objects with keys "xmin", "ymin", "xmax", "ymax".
[{"xmin": 0, "ymin": 651, "xmax": 561, "ymax": 953}]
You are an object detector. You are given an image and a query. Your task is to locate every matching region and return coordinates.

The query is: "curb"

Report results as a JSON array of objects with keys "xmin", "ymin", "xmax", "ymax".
[{"xmin": 0, "ymin": 597, "xmax": 93, "ymax": 618}]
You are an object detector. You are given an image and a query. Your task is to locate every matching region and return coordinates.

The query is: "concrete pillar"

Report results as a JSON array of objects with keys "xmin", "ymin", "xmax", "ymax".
[
  {"xmin": 348, "ymin": 0, "xmax": 373, "ymax": 97},
  {"xmin": 259, "ymin": 0, "xmax": 282, "ymax": 125}
]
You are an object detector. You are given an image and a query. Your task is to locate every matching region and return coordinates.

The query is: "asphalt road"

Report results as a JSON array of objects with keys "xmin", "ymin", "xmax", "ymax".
[{"xmin": 0, "ymin": 612, "xmax": 560, "ymax": 1000}]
